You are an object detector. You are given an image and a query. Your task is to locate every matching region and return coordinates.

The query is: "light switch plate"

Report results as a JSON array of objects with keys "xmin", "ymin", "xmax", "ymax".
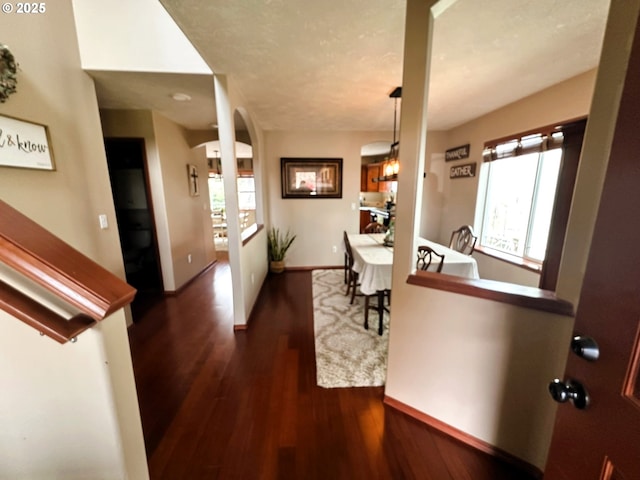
[{"xmin": 98, "ymin": 214, "xmax": 108, "ymax": 230}]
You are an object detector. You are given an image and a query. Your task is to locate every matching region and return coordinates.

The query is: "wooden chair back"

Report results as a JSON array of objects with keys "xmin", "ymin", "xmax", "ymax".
[
  {"xmin": 364, "ymin": 222, "xmax": 388, "ymax": 234},
  {"xmin": 416, "ymin": 246, "xmax": 445, "ymax": 273},
  {"xmin": 449, "ymin": 225, "xmax": 477, "ymax": 255},
  {"xmin": 343, "ymin": 231, "xmax": 354, "ymax": 266}
]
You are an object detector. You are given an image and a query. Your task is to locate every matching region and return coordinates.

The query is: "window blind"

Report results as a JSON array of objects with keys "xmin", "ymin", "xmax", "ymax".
[{"xmin": 483, "ymin": 128, "xmax": 564, "ymax": 162}]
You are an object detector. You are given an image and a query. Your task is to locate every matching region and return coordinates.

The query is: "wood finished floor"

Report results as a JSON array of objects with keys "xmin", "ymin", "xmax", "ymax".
[{"xmin": 128, "ymin": 258, "xmax": 536, "ymax": 480}]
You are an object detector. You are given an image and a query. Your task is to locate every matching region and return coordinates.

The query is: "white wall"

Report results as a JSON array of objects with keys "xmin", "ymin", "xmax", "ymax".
[
  {"xmin": 0, "ymin": 2, "xmax": 148, "ymax": 477},
  {"xmin": 71, "ymin": 0, "xmax": 211, "ymax": 73}
]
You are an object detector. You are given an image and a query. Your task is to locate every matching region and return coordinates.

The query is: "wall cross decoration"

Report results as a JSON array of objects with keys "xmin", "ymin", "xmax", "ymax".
[{"xmin": 187, "ymin": 164, "xmax": 199, "ymax": 196}]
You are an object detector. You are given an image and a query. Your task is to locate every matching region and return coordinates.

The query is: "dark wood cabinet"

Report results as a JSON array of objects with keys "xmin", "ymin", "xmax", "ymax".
[{"xmin": 359, "ymin": 209, "xmax": 371, "ymax": 233}]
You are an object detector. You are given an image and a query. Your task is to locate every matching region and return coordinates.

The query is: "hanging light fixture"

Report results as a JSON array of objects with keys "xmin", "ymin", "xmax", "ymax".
[
  {"xmin": 213, "ymin": 149, "xmax": 221, "ymax": 175},
  {"xmin": 387, "ymin": 86, "xmax": 402, "ymax": 178}
]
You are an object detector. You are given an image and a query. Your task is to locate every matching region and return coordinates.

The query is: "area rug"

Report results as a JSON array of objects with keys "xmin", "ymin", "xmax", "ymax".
[{"xmin": 312, "ymin": 269, "xmax": 389, "ymax": 388}]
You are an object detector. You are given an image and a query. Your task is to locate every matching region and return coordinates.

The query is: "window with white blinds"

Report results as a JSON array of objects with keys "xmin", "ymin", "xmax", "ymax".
[{"xmin": 476, "ymin": 129, "xmax": 565, "ymax": 263}]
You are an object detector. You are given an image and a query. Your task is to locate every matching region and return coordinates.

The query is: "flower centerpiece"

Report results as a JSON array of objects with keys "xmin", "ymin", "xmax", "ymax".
[{"xmin": 267, "ymin": 227, "xmax": 296, "ymax": 273}]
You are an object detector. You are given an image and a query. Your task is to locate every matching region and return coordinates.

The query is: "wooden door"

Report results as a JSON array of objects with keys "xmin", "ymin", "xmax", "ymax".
[{"xmin": 544, "ymin": 13, "xmax": 640, "ymax": 479}]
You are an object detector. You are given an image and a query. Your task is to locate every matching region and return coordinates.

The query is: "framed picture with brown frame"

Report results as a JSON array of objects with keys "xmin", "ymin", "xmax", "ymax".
[{"xmin": 281, "ymin": 157, "xmax": 343, "ymax": 198}]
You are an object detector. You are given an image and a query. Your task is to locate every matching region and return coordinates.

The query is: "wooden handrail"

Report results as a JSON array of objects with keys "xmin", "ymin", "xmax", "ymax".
[
  {"xmin": 0, "ymin": 200, "xmax": 136, "ymax": 343},
  {"xmin": 0, "ymin": 280, "xmax": 96, "ymax": 343}
]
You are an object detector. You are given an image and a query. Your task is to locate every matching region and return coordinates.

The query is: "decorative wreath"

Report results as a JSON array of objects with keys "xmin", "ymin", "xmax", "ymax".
[{"xmin": 0, "ymin": 44, "xmax": 18, "ymax": 103}]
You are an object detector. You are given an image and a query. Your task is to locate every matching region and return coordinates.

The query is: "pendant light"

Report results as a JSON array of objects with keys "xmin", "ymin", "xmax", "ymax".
[{"xmin": 385, "ymin": 86, "xmax": 402, "ymax": 178}]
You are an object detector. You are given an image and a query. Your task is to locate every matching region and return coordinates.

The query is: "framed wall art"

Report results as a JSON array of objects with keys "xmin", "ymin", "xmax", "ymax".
[
  {"xmin": 281, "ymin": 157, "xmax": 342, "ymax": 199},
  {"xmin": 0, "ymin": 114, "xmax": 55, "ymax": 170}
]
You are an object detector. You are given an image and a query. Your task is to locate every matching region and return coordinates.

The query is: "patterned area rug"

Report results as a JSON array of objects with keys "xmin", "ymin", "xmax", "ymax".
[{"xmin": 312, "ymin": 269, "xmax": 389, "ymax": 388}]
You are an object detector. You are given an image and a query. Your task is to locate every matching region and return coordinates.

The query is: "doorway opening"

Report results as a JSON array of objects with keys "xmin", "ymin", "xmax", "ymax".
[
  {"xmin": 104, "ymin": 138, "xmax": 163, "ymax": 316},
  {"xmin": 205, "ymin": 138, "xmax": 255, "ymax": 251}
]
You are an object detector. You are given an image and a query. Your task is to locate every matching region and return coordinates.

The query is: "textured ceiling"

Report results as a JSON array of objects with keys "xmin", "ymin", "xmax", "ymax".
[
  {"xmin": 90, "ymin": 71, "xmax": 217, "ymax": 131},
  {"xmin": 93, "ymin": 0, "xmax": 610, "ymax": 133}
]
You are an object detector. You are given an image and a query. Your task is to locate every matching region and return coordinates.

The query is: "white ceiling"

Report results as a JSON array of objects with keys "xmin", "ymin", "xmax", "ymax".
[{"xmin": 89, "ymin": 0, "xmax": 610, "ymax": 133}]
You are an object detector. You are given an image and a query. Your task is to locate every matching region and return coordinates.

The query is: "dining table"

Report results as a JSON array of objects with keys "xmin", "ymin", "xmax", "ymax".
[
  {"xmin": 346, "ymin": 232, "xmax": 480, "ymax": 335},
  {"xmin": 347, "ymin": 233, "xmax": 480, "ymax": 297}
]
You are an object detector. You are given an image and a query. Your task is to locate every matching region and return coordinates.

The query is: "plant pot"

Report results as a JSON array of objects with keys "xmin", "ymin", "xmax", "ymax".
[{"xmin": 270, "ymin": 260, "xmax": 285, "ymax": 273}]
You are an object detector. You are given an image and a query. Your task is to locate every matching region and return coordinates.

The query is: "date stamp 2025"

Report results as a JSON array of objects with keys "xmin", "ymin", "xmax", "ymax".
[{"xmin": 2, "ymin": 2, "xmax": 47, "ymax": 14}]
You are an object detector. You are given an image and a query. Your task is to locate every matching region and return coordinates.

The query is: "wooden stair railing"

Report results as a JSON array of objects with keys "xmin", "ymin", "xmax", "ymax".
[{"xmin": 0, "ymin": 200, "xmax": 136, "ymax": 343}]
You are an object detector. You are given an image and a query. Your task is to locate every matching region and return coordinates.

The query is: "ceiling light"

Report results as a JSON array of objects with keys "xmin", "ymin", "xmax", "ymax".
[
  {"xmin": 210, "ymin": 123, "xmax": 218, "ymax": 129},
  {"xmin": 171, "ymin": 92, "xmax": 191, "ymax": 101}
]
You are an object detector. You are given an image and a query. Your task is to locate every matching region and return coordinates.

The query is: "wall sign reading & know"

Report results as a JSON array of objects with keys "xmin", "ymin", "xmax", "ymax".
[{"xmin": 0, "ymin": 114, "xmax": 55, "ymax": 170}]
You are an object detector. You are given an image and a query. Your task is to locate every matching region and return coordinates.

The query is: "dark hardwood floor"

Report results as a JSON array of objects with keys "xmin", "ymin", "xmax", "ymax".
[{"xmin": 128, "ymin": 258, "xmax": 537, "ymax": 480}]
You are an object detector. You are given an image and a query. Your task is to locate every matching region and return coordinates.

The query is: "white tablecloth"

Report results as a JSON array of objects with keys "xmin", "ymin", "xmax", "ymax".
[{"xmin": 347, "ymin": 233, "xmax": 479, "ymax": 295}]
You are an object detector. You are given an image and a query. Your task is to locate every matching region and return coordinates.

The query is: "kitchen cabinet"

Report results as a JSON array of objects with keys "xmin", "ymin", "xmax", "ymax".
[
  {"xmin": 379, "ymin": 172, "xmax": 392, "ymax": 192},
  {"xmin": 359, "ymin": 209, "xmax": 371, "ymax": 233},
  {"xmin": 366, "ymin": 164, "xmax": 380, "ymax": 192},
  {"xmin": 362, "ymin": 162, "xmax": 397, "ymax": 192}
]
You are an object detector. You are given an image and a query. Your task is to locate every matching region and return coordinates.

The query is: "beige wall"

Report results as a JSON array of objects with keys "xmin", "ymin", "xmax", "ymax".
[
  {"xmin": 419, "ymin": 130, "xmax": 447, "ymax": 241},
  {"xmin": 422, "ymin": 70, "xmax": 597, "ymax": 285},
  {"xmin": 386, "ymin": 0, "xmax": 637, "ymax": 471},
  {"xmin": 152, "ymin": 112, "xmax": 217, "ymax": 289},
  {"xmin": 0, "ymin": 1, "xmax": 148, "ymax": 478},
  {"xmin": 264, "ymin": 130, "xmax": 392, "ymax": 267},
  {"xmin": 100, "ymin": 109, "xmax": 217, "ymax": 291},
  {"xmin": 213, "ymin": 75, "xmax": 269, "ymax": 326}
]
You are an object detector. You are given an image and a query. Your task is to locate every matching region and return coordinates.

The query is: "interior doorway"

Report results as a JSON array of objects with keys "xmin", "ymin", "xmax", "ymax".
[{"xmin": 104, "ymin": 138, "xmax": 163, "ymax": 304}]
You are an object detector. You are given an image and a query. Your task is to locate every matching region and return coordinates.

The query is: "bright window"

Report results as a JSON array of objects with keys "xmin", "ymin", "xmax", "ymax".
[
  {"xmin": 237, "ymin": 176, "xmax": 256, "ymax": 211},
  {"xmin": 477, "ymin": 146, "xmax": 562, "ymax": 263}
]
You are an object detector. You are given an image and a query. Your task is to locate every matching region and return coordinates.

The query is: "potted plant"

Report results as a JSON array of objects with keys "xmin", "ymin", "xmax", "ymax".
[{"xmin": 267, "ymin": 227, "xmax": 296, "ymax": 273}]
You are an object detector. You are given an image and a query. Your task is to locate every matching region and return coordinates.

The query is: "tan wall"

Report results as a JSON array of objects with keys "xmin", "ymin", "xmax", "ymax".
[
  {"xmin": 264, "ymin": 130, "xmax": 393, "ymax": 267},
  {"xmin": 419, "ymin": 130, "xmax": 447, "ymax": 241},
  {"xmin": 423, "ymin": 70, "xmax": 597, "ymax": 285},
  {"xmin": 387, "ymin": 0, "xmax": 636, "ymax": 472},
  {"xmin": 0, "ymin": 1, "xmax": 147, "ymax": 478},
  {"xmin": 213, "ymin": 75, "xmax": 269, "ymax": 326},
  {"xmin": 152, "ymin": 112, "xmax": 216, "ymax": 289},
  {"xmin": 100, "ymin": 109, "xmax": 216, "ymax": 291}
]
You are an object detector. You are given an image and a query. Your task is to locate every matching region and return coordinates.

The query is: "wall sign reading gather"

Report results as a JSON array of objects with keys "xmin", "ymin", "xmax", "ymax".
[
  {"xmin": 0, "ymin": 114, "xmax": 55, "ymax": 170},
  {"xmin": 450, "ymin": 162, "xmax": 476, "ymax": 179}
]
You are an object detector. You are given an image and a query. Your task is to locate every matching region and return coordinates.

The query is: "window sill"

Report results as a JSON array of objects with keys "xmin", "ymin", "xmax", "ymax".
[
  {"xmin": 241, "ymin": 223, "xmax": 263, "ymax": 246},
  {"xmin": 473, "ymin": 245, "xmax": 542, "ymax": 274}
]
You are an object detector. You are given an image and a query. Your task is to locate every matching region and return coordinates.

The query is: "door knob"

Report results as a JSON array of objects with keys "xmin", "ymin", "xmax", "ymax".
[
  {"xmin": 571, "ymin": 335, "xmax": 600, "ymax": 361},
  {"xmin": 548, "ymin": 378, "xmax": 590, "ymax": 409}
]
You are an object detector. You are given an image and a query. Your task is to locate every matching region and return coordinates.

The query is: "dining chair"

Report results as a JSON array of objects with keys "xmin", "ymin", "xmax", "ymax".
[
  {"xmin": 364, "ymin": 289, "xmax": 391, "ymax": 336},
  {"xmin": 416, "ymin": 246, "xmax": 445, "ymax": 272},
  {"xmin": 343, "ymin": 231, "xmax": 361, "ymax": 303},
  {"xmin": 343, "ymin": 230, "xmax": 350, "ymax": 285},
  {"xmin": 364, "ymin": 222, "xmax": 388, "ymax": 233},
  {"xmin": 449, "ymin": 225, "xmax": 477, "ymax": 255}
]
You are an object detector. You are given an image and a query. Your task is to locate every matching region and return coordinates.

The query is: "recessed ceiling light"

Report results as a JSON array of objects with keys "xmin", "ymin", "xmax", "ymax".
[{"xmin": 171, "ymin": 92, "xmax": 192, "ymax": 101}]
